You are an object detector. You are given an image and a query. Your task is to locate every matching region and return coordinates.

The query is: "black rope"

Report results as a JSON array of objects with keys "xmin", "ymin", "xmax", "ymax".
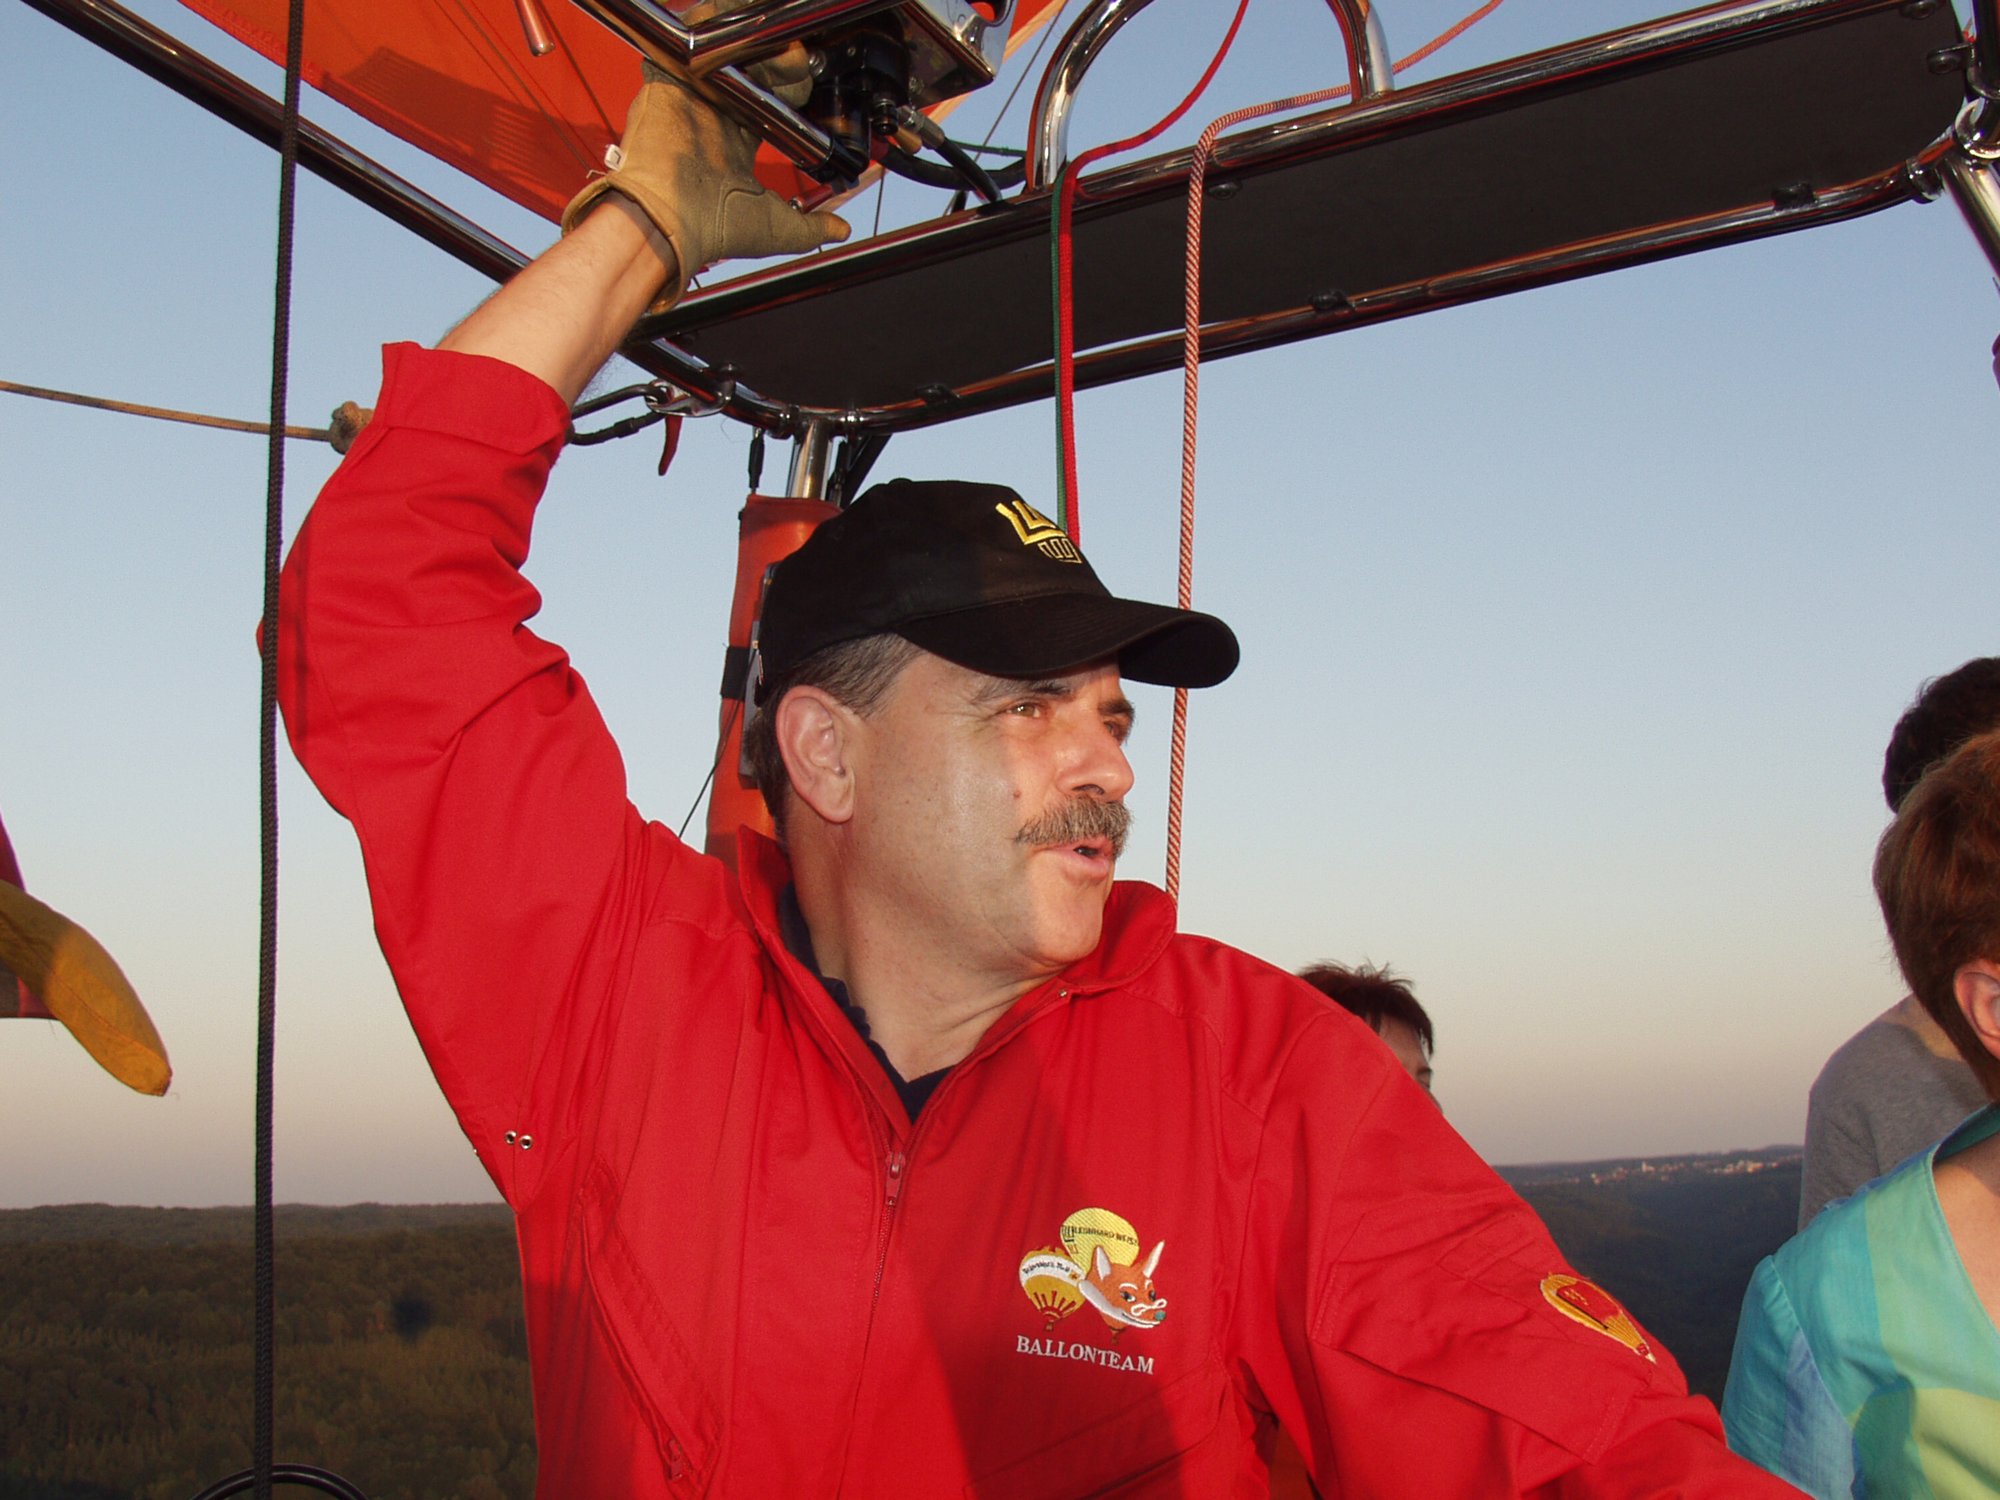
[{"xmin": 256, "ymin": 0, "xmax": 306, "ymax": 1494}]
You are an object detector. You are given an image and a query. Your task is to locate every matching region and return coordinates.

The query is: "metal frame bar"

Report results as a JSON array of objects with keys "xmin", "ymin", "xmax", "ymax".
[
  {"xmin": 785, "ymin": 419, "xmax": 834, "ymax": 497},
  {"xmin": 24, "ymin": 0, "xmax": 1978, "ymax": 439},
  {"xmin": 653, "ymin": 0, "xmax": 1967, "ymax": 432},
  {"xmin": 1025, "ymin": 0, "xmax": 1392, "ymax": 191},
  {"xmin": 1975, "ymin": 0, "xmax": 2000, "ymax": 91},
  {"xmin": 1941, "ymin": 150, "xmax": 2000, "ymax": 278},
  {"xmin": 645, "ymin": 169, "xmax": 1931, "ymax": 437},
  {"xmin": 1025, "ymin": 0, "xmax": 1156, "ymax": 191},
  {"xmin": 1336, "ymin": 0, "xmax": 1393, "ymax": 101}
]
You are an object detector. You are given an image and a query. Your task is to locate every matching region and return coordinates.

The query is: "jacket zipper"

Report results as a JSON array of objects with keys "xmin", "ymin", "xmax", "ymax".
[
  {"xmin": 833, "ymin": 992, "xmax": 1084, "ymax": 1491},
  {"xmin": 859, "ymin": 986, "xmax": 1078, "ymax": 1315},
  {"xmin": 870, "ymin": 1147, "xmax": 907, "ymax": 1311}
]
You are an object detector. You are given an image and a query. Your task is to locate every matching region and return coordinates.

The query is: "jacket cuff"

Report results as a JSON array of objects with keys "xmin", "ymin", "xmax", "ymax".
[{"xmin": 375, "ymin": 341, "xmax": 572, "ymax": 457}]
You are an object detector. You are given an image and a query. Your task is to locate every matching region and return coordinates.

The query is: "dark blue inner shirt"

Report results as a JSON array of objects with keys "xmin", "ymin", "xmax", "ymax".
[{"xmin": 778, "ymin": 884, "xmax": 949, "ymax": 1120}]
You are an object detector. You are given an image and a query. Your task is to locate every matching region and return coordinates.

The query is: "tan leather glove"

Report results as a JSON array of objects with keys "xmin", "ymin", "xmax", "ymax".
[{"xmin": 562, "ymin": 50, "xmax": 850, "ymax": 308}]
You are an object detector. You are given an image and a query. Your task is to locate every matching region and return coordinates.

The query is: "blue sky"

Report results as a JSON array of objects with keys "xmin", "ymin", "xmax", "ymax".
[{"xmin": 4, "ymin": 0, "xmax": 1995, "ymax": 1207}]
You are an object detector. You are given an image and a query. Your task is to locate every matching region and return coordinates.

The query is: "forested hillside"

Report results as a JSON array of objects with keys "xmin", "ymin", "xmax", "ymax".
[
  {"xmin": 0, "ymin": 1207, "xmax": 532, "ymax": 1500},
  {"xmin": 2, "ymin": 1157, "xmax": 1799, "ymax": 1496}
]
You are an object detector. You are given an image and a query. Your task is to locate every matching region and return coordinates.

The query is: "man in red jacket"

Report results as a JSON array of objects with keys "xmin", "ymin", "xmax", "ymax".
[{"xmin": 276, "ymin": 48, "xmax": 1801, "ymax": 1500}]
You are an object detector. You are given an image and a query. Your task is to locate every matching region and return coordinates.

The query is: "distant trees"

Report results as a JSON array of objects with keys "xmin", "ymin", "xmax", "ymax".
[{"xmin": 0, "ymin": 1214, "xmax": 533, "ymax": 1500}]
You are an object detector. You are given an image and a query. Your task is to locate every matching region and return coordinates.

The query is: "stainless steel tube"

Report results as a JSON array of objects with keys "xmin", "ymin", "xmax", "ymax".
[
  {"xmin": 1026, "ymin": 0, "xmax": 1393, "ymax": 191},
  {"xmin": 786, "ymin": 420, "xmax": 834, "ymax": 497},
  {"xmin": 1025, "ymin": 0, "xmax": 1160, "ymax": 191},
  {"xmin": 1941, "ymin": 149, "xmax": 2000, "ymax": 280},
  {"xmin": 1324, "ymin": 0, "xmax": 1392, "ymax": 102}
]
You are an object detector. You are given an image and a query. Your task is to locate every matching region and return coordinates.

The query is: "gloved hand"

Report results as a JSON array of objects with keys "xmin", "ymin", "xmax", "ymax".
[{"xmin": 562, "ymin": 42, "xmax": 850, "ymax": 307}]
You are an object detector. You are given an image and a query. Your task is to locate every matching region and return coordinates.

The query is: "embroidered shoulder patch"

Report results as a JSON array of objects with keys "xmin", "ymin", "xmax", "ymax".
[{"xmin": 1539, "ymin": 1273, "xmax": 1656, "ymax": 1363}]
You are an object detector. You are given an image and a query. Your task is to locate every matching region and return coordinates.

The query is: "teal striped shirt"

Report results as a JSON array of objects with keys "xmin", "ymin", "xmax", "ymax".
[{"xmin": 1723, "ymin": 1106, "xmax": 2000, "ymax": 1497}]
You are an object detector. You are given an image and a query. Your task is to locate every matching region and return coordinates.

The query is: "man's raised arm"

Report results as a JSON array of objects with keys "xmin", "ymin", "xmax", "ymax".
[
  {"xmin": 441, "ymin": 53, "xmax": 846, "ymax": 399},
  {"xmin": 275, "ymin": 53, "xmax": 844, "ymax": 1205}
]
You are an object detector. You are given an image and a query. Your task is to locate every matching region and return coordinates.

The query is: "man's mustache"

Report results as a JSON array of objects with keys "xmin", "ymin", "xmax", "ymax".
[{"xmin": 1017, "ymin": 799, "xmax": 1130, "ymax": 859}]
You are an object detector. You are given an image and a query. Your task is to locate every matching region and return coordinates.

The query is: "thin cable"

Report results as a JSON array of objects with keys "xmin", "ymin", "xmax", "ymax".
[
  {"xmin": 678, "ymin": 699, "xmax": 740, "ymax": 842},
  {"xmin": 1161, "ymin": 0, "xmax": 1509, "ymax": 898},
  {"xmin": 1051, "ymin": 0, "xmax": 1252, "ymax": 538},
  {"xmin": 256, "ymin": 0, "xmax": 307, "ymax": 1494},
  {"xmin": 977, "ymin": 0, "xmax": 1069, "ymax": 151},
  {"xmin": 0, "ymin": 380, "xmax": 330, "ymax": 440}
]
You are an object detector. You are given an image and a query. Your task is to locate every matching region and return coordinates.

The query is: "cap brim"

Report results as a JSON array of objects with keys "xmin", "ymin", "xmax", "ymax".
[{"xmin": 895, "ymin": 594, "xmax": 1239, "ymax": 689}]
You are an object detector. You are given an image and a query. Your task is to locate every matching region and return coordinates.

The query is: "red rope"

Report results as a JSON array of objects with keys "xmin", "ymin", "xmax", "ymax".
[
  {"xmin": 1162, "ymin": 0, "xmax": 1509, "ymax": 899},
  {"xmin": 1395, "ymin": 0, "xmax": 1508, "ymax": 73}
]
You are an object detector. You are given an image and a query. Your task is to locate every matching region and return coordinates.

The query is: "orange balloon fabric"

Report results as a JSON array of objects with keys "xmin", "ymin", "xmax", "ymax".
[{"xmin": 176, "ymin": 0, "xmax": 1066, "ymax": 224}]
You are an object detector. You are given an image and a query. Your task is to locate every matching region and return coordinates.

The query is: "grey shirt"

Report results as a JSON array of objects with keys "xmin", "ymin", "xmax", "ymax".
[{"xmin": 1798, "ymin": 1001, "xmax": 1988, "ymax": 1229}]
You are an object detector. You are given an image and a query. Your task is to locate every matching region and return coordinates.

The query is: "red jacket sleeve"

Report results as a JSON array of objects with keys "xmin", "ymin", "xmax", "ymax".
[
  {"xmin": 1238, "ymin": 1017, "xmax": 1805, "ymax": 1497},
  {"xmin": 275, "ymin": 343, "xmax": 711, "ymax": 1207}
]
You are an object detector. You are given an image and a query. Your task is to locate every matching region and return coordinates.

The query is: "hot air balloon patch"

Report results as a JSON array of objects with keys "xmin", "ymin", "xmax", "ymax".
[
  {"xmin": 1539, "ymin": 1273, "xmax": 1656, "ymax": 1363},
  {"xmin": 1016, "ymin": 1207, "xmax": 1168, "ymax": 1371}
]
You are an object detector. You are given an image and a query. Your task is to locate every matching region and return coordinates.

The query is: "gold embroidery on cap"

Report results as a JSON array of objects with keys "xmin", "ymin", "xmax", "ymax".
[{"xmin": 995, "ymin": 500, "xmax": 1082, "ymax": 563}]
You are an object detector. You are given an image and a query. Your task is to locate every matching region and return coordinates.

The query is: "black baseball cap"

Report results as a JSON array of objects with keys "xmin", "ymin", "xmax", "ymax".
[{"xmin": 757, "ymin": 479, "xmax": 1239, "ymax": 690}]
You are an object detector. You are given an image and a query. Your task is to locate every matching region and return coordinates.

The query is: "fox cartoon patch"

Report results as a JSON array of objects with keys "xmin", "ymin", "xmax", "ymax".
[{"xmin": 1019, "ymin": 1207, "xmax": 1168, "ymax": 1344}]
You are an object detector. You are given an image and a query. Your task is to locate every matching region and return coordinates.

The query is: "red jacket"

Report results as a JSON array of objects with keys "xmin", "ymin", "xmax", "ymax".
[{"xmin": 277, "ymin": 343, "xmax": 1801, "ymax": 1499}]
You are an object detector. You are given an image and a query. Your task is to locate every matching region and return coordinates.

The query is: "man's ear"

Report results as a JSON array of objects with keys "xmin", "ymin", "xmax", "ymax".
[
  {"xmin": 775, "ymin": 686, "xmax": 856, "ymax": 827},
  {"xmin": 1951, "ymin": 958, "xmax": 2000, "ymax": 1060}
]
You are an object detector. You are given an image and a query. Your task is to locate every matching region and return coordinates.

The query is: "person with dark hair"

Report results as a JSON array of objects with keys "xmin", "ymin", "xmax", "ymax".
[
  {"xmin": 1798, "ymin": 660, "xmax": 1999, "ymax": 1228},
  {"xmin": 1880, "ymin": 658, "xmax": 2000, "ymax": 812},
  {"xmin": 274, "ymin": 43, "xmax": 1797, "ymax": 1500},
  {"xmin": 1298, "ymin": 962, "xmax": 1435, "ymax": 1095},
  {"xmin": 1724, "ymin": 730, "xmax": 2000, "ymax": 1496}
]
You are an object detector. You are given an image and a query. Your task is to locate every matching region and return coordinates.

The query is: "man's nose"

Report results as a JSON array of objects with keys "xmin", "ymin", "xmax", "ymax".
[{"xmin": 1068, "ymin": 719, "xmax": 1135, "ymax": 803}]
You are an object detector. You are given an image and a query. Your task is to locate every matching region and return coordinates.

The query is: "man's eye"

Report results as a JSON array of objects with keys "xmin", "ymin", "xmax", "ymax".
[{"xmin": 1007, "ymin": 701, "xmax": 1041, "ymax": 716}]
